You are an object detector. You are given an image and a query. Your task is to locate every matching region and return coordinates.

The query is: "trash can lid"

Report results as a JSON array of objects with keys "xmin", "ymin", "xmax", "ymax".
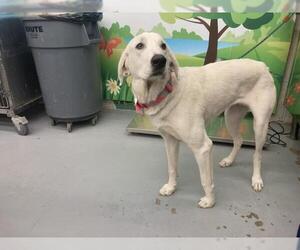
[{"xmin": 23, "ymin": 12, "xmax": 103, "ymax": 23}]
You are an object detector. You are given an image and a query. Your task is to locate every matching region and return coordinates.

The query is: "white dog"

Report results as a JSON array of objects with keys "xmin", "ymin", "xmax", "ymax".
[{"xmin": 118, "ymin": 32, "xmax": 276, "ymax": 208}]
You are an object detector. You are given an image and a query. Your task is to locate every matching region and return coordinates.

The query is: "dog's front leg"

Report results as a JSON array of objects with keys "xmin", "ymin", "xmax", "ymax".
[
  {"xmin": 159, "ymin": 132, "xmax": 179, "ymax": 196},
  {"xmin": 191, "ymin": 134, "xmax": 215, "ymax": 208}
]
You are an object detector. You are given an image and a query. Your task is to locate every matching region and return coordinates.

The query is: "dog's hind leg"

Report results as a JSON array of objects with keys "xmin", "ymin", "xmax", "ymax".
[
  {"xmin": 219, "ymin": 104, "xmax": 249, "ymax": 168},
  {"xmin": 246, "ymin": 72, "xmax": 276, "ymax": 192},
  {"xmin": 159, "ymin": 132, "xmax": 180, "ymax": 196},
  {"xmin": 249, "ymin": 84, "xmax": 276, "ymax": 192},
  {"xmin": 250, "ymin": 106, "xmax": 273, "ymax": 192}
]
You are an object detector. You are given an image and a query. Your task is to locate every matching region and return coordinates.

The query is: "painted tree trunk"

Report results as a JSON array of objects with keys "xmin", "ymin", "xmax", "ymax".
[{"xmin": 204, "ymin": 19, "xmax": 218, "ymax": 65}]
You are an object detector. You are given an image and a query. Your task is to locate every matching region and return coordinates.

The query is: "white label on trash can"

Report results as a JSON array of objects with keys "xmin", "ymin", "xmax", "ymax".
[{"xmin": 25, "ymin": 26, "xmax": 43, "ymax": 39}]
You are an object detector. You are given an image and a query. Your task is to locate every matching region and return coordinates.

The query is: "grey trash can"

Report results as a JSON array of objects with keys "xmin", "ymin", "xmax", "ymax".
[{"xmin": 23, "ymin": 13, "xmax": 103, "ymax": 132}]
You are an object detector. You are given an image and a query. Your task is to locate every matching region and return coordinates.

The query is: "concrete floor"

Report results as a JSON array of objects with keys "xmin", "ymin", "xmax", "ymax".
[{"xmin": 0, "ymin": 108, "xmax": 299, "ymax": 237}]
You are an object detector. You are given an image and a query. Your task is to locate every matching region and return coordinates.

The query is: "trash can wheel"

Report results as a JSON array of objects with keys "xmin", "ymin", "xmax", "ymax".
[
  {"xmin": 67, "ymin": 123, "xmax": 72, "ymax": 133},
  {"xmin": 91, "ymin": 115, "xmax": 98, "ymax": 126},
  {"xmin": 50, "ymin": 118, "xmax": 57, "ymax": 126}
]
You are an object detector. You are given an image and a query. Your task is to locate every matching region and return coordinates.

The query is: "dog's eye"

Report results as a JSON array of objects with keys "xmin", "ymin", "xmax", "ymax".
[
  {"xmin": 136, "ymin": 43, "xmax": 144, "ymax": 50},
  {"xmin": 161, "ymin": 43, "xmax": 167, "ymax": 50}
]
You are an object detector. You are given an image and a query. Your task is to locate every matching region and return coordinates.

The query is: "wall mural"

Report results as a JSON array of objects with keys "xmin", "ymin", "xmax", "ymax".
[
  {"xmin": 286, "ymin": 42, "xmax": 300, "ymax": 116},
  {"xmin": 98, "ymin": 12, "xmax": 294, "ymax": 106}
]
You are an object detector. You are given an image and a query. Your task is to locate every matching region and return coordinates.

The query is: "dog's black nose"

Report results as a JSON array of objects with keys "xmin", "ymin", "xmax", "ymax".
[{"xmin": 151, "ymin": 54, "xmax": 167, "ymax": 69}]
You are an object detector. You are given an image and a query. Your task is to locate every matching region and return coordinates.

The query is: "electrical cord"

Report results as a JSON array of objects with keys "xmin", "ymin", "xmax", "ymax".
[{"xmin": 267, "ymin": 121, "xmax": 290, "ymax": 147}]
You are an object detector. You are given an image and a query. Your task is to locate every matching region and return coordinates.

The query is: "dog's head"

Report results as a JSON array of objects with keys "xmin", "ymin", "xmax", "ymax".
[{"xmin": 118, "ymin": 32, "xmax": 179, "ymax": 83}]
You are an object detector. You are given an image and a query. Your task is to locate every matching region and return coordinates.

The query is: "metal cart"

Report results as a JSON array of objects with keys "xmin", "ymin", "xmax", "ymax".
[{"xmin": 0, "ymin": 16, "xmax": 41, "ymax": 135}]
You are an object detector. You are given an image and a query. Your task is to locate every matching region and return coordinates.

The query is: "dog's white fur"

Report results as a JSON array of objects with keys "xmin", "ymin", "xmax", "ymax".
[{"xmin": 119, "ymin": 32, "xmax": 276, "ymax": 208}]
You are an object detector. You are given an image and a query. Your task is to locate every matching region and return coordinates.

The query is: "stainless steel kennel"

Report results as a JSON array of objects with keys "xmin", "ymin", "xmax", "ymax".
[{"xmin": 0, "ymin": 16, "xmax": 41, "ymax": 135}]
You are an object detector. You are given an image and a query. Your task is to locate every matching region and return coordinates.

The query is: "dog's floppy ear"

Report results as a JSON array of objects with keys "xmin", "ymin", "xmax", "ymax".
[
  {"xmin": 168, "ymin": 49, "xmax": 179, "ymax": 78},
  {"xmin": 118, "ymin": 47, "xmax": 131, "ymax": 83}
]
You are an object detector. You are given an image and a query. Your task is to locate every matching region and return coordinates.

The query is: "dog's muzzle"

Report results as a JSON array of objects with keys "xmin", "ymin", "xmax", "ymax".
[{"xmin": 151, "ymin": 54, "xmax": 167, "ymax": 76}]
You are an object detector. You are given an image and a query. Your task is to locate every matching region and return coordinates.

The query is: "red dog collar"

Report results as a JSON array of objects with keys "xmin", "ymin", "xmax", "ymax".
[{"xmin": 135, "ymin": 83, "xmax": 173, "ymax": 114}]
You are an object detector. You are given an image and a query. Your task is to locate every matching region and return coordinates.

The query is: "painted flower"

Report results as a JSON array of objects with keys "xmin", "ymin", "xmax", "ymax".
[
  {"xmin": 106, "ymin": 79, "xmax": 120, "ymax": 95},
  {"xmin": 294, "ymin": 83, "xmax": 300, "ymax": 94},
  {"xmin": 217, "ymin": 128, "xmax": 230, "ymax": 138},
  {"xmin": 283, "ymin": 15, "xmax": 292, "ymax": 23},
  {"xmin": 239, "ymin": 123, "xmax": 247, "ymax": 135},
  {"xmin": 99, "ymin": 37, "xmax": 122, "ymax": 57},
  {"xmin": 286, "ymin": 95, "xmax": 296, "ymax": 107}
]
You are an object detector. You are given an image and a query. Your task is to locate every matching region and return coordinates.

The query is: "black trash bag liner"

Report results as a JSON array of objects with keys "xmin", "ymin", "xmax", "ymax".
[{"xmin": 39, "ymin": 12, "xmax": 103, "ymax": 24}]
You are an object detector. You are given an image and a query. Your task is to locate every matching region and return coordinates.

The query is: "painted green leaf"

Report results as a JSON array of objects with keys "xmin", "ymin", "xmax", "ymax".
[
  {"xmin": 160, "ymin": 13, "xmax": 177, "ymax": 24},
  {"xmin": 221, "ymin": 13, "xmax": 241, "ymax": 28},
  {"xmin": 231, "ymin": 13, "xmax": 248, "ymax": 24},
  {"xmin": 230, "ymin": 13, "xmax": 267, "ymax": 25},
  {"xmin": 197, "ymin": 13, "xmax": 241, "ymax": 28},
  {"xmin": 160, "ymin": 12, "xmax": 195, "ymax": 24},
  {"xmin": 246, "ymin": 13, "xmax": 266, "ymax": 19},
  {"xmin": 196, "ymin": 13, "xmax": 223, "ymax": 19},
  {"xmin": 243, "ymin": 13, "xmax": 274, "ymax": 30},
  {"xmin": 160, "ymin": 0, "xmax": 275, "ymax": 13}
]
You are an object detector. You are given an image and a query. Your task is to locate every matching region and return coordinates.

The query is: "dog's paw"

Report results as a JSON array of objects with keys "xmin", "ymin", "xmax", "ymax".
[
  {"xmin": 198, "ymin": 196, "xmax": 215, "ymax": 208},
  {"xmin": 252, "ymin": 177, "xmax": 264, "ymax": 192},
  {"xmin": 159, "ymin": 184, "xmax": 176, "ymax": 196},
  {"xmin": 219, "ymin": 157, "xmax": 233, "ymax": 168}
]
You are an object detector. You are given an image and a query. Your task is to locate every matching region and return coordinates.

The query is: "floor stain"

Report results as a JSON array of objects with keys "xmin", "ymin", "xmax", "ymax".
[
  {"xmin": 267, "ymin": 203, "xmax": 270, "ymax": 207},
  {"xmin": 246, "ymin": 212, "xmax": 259, "ymax": 220},
  {"xmin": 242, "ymin": 212, "xmax": 266, "ymax": 229},
  {"xmin": 171, "ymin": 208, "xmax": 176, "ymax": 214},
  {"xmin": 155, "ymin": 198, "xmax": 161, "ymax": 205},
  {"xmin": 246, "ymin": 234, "xmax": 251, "ymax": 237},
  {"xmin": 216, "ymin": 226, "xmax": 221, "ymax": 230},
  {"xmin": 290, "ymin": 148, "xmax": 300, "ymax": 166},
  {"xmin": 290, "ymin": 147, "xmax": 300, "ymax": 156},
  {"xmin": 223, "ymin": 225, "xmax": 227, "ymax": 229},
  {"xmin": 165, "ymin": 204, "xmax": 169, "ymax": 207},
  {"xmin": 255, "ymin": 221, "xmax": 264, "ymax": 227}
]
